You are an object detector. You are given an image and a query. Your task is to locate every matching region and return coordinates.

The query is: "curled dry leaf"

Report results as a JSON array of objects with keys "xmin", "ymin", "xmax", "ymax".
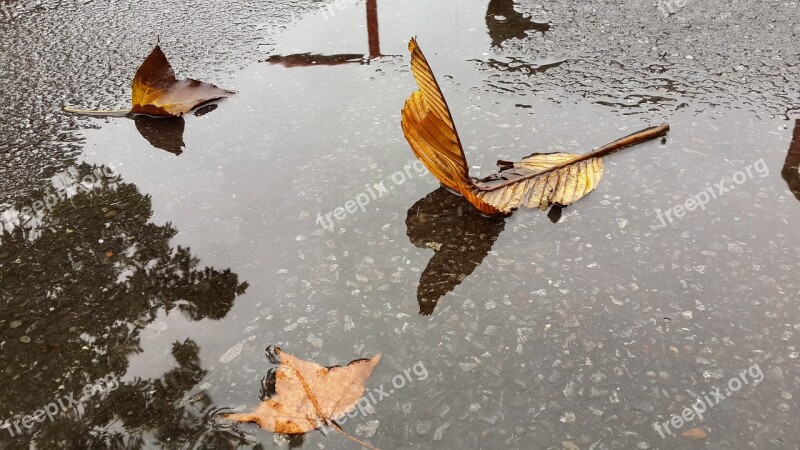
[
  {"xmin": 64, "ymin": 44, "xmax": 235, "ymax": 117},
  {"xmin": 225, "ymin": 347, "xmax": 381, "ymax": 449},
  {"xmin": 401, "ymin": 38, "xmax": 670, "ymax": 216}
]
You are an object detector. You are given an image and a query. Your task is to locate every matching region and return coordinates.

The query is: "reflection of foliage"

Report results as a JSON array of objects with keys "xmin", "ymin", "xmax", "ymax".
[
  {"xmin": 134, "ymin": 116, "xmax": 186, "ymax": 155},
  {"xmin": 0, "ymin": 164, "xmax": 248, "ymax": 448},
  {"xmin": 28, "ymin": 340, "xmax": 249, "ymax": 449},
  {"xmin": 486, "ymin": 0, "xmax": 550, "ymax": 48},
  {"xmin": 406, "ymin": 188, "xmax": 506, "ymax": 315},
  {"xmin": 782, "ymin": 119, "xmax": 800, "ymax": 201}
]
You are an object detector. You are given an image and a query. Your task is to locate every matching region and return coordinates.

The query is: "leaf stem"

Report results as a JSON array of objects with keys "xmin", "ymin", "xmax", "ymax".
[
  {"xmin": 587, "ymin": 123, "xmax": 670, "ymax": 158},
  {"xmin": 331, "ymin": 422, "xmax": 380, "ymax": 450},
  {"xmin": 63, "ymin": 107, "xmax": 132, "ymax": 117},
  {"xmin": 477, "ymin": 123, "xmax": 670, "ymax": 192}
]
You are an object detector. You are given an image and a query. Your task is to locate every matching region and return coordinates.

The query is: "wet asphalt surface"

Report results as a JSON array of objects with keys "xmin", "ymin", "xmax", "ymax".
[{"xmin": 1, "ymin": 0, "xmax": 800, "ymax": 449}]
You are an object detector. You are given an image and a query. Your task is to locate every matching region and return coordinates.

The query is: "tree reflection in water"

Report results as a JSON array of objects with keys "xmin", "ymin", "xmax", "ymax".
[{"xmin": 0, "ymin": 163, "xmax": 249, "ymax": 448}]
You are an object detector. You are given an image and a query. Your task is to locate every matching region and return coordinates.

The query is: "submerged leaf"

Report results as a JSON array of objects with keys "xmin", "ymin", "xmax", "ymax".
[
  {"xmin": 225, "ymin": 347, "xmax": 381, "ymax": 448},
  {"xmin": 400, "ymin": 38, "xmax": 669, "ymax": 216},
  {"xmin": 681, "ymin": 427, "xmax": 708, "ymax": 440}
]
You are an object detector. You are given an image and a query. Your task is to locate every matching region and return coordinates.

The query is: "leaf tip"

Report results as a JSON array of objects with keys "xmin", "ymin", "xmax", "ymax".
[
  {"xmin": 265, "ymin": 345, "xmax": 282, "ymax": 364},
  {"xmin": 408, "ymin": 37, "xmax": 419, "ymax": 52}
]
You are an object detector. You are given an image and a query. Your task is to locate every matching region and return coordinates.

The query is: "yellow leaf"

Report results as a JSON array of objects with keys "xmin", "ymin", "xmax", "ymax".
[{"xmin": 400, "ymin": 38, "xmax": 669, "ymax": 216}]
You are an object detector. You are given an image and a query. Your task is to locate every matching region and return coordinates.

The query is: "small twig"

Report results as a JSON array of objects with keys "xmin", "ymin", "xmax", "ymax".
[{"xmin": 63, "ymin": 107, "xmax": 131, "ymax": 117}]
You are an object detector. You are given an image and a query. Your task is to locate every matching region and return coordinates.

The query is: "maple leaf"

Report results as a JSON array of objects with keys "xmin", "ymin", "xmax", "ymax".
[
  {"xmin": 401, "ymin": 38, "xmax": 670, "ymax": 216},
  {"xmin": 225, "ymin": 347, "xmax": 382, "ymax": 449},
  {"xmin": 64, "ymin": 43, "xmax": 235, "ymax": 117}
]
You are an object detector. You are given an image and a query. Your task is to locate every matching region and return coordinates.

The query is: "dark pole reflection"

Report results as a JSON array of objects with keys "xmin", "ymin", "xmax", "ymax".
[
  {"xmin": 366, "ymin": 0, "xmax": 381, "ymax": 58},
  {"xmin": 267, "ymin": 0, "xmax": 384, "ymax": 67}
]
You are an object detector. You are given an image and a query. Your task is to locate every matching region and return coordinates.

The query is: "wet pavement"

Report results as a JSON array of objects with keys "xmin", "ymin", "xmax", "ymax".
[{"xmin": 1, "ymin": 0, "xmax": 799, "ymax": 449}]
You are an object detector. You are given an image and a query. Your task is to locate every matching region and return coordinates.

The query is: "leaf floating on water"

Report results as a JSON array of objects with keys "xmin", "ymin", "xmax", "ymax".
[
  {"xmin": 130, "ymin": 44, "xmax": 235, "ymax": 116},
  {"xmin": 473, "ymin": 151, "xmax": 604, "ymax": 212},
  {"xmin": 64, "ymin": 44, "xmax": 235, "ymax": 117},
  {"xmin": 401, "ymin": 38, "xmax": 670, "ymax": 216},
  {"xmin": 400, "ymin": 39, "xmax": 501, "ymax": 215},
  {"xmin": 225, "ymin": 346, "xmax": 381, "ymax": 449}
]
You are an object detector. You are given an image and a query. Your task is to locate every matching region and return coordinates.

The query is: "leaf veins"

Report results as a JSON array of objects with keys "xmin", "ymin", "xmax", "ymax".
[{"xmin": 401, "ymin": 38, "xmax": 670, "ymax": 216}]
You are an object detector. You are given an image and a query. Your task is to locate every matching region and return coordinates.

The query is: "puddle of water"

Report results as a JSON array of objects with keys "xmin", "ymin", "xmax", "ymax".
[{"xmin": 2, "ymin": 0, "xmax": 799, "ymax": 448}]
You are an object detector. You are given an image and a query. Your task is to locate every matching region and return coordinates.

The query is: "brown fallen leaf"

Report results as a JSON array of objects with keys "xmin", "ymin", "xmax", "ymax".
[
  {"xmin": 225, "ymin": 347, "xmax": 381, "ymax": 449},
  {"xmin": 401, "ymin": 38, "xmax": 670, "ymax": 216},
  {"xmin": 64, "ymin": 43, "xmax": 235, "ymax": 117},
  {"xmin": 681, "ymin": 427, "xmax": 708, "ymax": 440}
]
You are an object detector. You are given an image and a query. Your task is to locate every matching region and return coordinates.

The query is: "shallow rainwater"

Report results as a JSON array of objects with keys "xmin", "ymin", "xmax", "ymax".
[{"xmin": 1, "ymin": 0, "xmax": 799, "ymax": 449}]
